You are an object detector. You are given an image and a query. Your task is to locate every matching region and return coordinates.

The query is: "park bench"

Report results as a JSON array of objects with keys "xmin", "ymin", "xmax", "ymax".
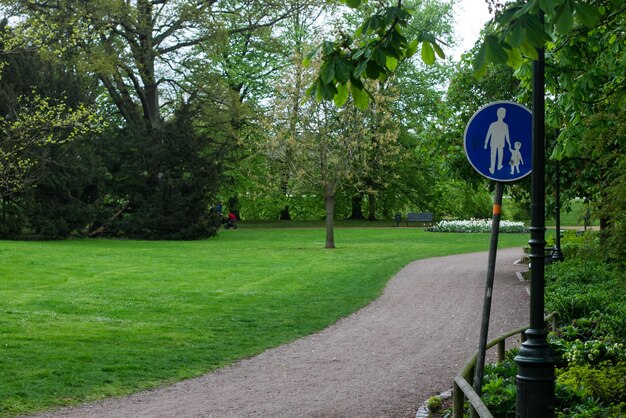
[{"xmin": 405, "ymin": 212, "xmax": 433, "ymax": 227}]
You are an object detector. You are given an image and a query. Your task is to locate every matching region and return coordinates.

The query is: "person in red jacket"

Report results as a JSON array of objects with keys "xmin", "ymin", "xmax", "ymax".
[{"xmin": 225, "ymin": 212, "xmax": 237, "ymax": 229}]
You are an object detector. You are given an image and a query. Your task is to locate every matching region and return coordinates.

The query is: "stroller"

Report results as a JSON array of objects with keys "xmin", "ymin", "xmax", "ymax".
[{"xmin": 222, "ymin": 212, "xmax": 237, "ymax": 229}]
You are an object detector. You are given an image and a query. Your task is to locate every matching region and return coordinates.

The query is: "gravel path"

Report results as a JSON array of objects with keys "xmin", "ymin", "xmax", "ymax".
[{"xmin": 34, "ymin": 247, "xmax": 529, "ymax": 418}]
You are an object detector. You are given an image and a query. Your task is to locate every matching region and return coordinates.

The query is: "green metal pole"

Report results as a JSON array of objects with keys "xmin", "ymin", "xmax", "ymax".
[
  {"xmin": 552, "ymin": 158, "xmax": 564, "ymax": 261},
  {"xmin": 514, "ymin": 10, "xmax": 556, "ymax": 417}
]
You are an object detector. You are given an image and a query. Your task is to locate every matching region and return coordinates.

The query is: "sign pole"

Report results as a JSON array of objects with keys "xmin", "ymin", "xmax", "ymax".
[
  {"xmin": 514, "ymin": 10, "xmax": 556, "ymax": 417},
  {"xmin": 472, "ymin": 181, "xmax": 504, "ymax": 399},
  {"xmin": 463, "ymin": 98, "xmax": 533, "ymax": 413}
]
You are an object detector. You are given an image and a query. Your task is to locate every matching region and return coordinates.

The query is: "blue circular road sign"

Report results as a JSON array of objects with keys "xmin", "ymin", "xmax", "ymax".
[{"xmin": 464, "ymin": 101, "xmax": 532, "ymax": 182}]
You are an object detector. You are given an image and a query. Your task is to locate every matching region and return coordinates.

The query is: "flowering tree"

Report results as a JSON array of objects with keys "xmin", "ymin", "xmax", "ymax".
[{"xmin": 0, "ymin": 95, "xmax": 102, "ymax": 199}]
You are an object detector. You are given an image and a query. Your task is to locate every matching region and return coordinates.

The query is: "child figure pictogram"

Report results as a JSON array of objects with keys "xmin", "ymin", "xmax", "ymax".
[{"xmin": 509, "ymin": 141, "xmax": 524, "ymax": 174}]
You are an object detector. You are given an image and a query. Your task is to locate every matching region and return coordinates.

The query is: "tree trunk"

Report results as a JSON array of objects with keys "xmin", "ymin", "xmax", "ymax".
[
  {"xmin": 350, "ymin": 195, "xmax": 365, "ymax": 219},
  {"xmin": 280, "ymin": 205, "xmax": 291, "ymax": 220},
  {"xmin": 368, "ymin": 192, "xmax": 377, "ymax": 221},
  {"xmin": 324, "ymin": 185, "xmax": 336, "ymax": 249}
]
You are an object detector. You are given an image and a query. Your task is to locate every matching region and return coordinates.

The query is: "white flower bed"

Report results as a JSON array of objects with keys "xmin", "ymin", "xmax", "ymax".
[{"xmin": 429, "ymin": 219, "xmax": 528, "ymax": 233}]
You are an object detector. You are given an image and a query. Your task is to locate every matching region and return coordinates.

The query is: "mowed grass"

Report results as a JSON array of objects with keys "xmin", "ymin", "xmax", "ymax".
[{"xmin": 0, "ymin": 228, "xmax": 528, "ymax": 415}]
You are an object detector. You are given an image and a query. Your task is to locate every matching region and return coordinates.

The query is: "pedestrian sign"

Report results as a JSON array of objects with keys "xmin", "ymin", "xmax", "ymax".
[{"xmin": 464, "ymin": 101, "xmax": 532, "ymax": 182}]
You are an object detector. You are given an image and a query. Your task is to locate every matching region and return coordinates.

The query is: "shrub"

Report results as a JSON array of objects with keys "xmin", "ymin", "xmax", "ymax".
[
  {"xmin": 426, "ymin": 396, "xmax": 442, "ymax": 413},
  {"xmin": 428, "ymin": 219, "xmax": 527, "ymax": 233},
  {"xmin": 545, "ymin": 259, "xmax": 624, "ymax": 329},
  {"xmin": 481, "ymin": 360, "xmax": 517, "ymax": 417},
  {"xmin": 557, "ymin": 362, "xmax": 626, "ymax": 406}
]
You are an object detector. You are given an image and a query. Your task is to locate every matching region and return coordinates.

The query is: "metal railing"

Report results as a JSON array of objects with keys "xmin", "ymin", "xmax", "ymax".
[{"xmin": 452, "ymin": 312, "xmax": 558, "ymax": 418}]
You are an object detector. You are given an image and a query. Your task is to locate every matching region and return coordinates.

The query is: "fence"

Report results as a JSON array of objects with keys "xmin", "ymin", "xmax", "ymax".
[{"xmin": 452, "ymin": 312, "xmax": 558, "ymax": 418}]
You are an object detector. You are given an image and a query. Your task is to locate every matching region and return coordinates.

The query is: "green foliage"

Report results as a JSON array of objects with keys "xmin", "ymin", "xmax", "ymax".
[
  {"xmin": 306, "ymin": 1, "xmax": 447, "ymax": 108},
  {"xmin": 481, "ymin": 359, "xmax": 517, "ymax": 417},
  {"xmin": 0, "ymin": 27, "xmax": 107, "ymax": 238},
  {"xmin": 477, "ymin": 234, "xmax": 626, "ymax": 417},
  {"xmin": 557, "ymin": 362, "xmax": 626, "ymax": 407},
  {"xmin": 545, "ymin": 257, "xmax": 625, "ymax": 339},
  {"xmin": 102, "ymin": 104, "xmax": 226, "ymax": 240},
  {"xmin": 426, "ymin": 395, "xmax": 442, "ymax": 412},
  {"xmin": 472, "ymin": 0, "xmax": 602, "ymax": 76},
  {"xmin": 473, "ymin": 0, "xmax": 625, "ymax": 265}
]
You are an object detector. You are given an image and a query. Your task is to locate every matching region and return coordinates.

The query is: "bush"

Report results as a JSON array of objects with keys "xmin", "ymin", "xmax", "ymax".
[
  {"xmin": 426, "ymin": 396, "xmax": 442, "ymax": 413},
  {"xmin": 545, "ymin": 259, "xmax": 624, "ymax": 331},
  {"xmin": 480, "ymin": 360, "xmax": 517, "ymax": 417},
  {"xmin": 557, "ymin": 362, "xmax": 626, "ymax": 406},
  {"xmin": 428, "ymin": 219, "xmax": 527, "ymax": 233}
]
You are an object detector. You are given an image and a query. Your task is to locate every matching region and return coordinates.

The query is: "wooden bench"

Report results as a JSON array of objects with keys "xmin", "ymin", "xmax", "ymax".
[{"xmin": 406, "ymin": 212, "xmax": 433, "ymax": 226}]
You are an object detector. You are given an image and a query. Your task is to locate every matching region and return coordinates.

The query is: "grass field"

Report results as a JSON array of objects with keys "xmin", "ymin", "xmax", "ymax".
[{"xmin": 0, "ymin": 227, "xmax": 528, "ymax": 416}]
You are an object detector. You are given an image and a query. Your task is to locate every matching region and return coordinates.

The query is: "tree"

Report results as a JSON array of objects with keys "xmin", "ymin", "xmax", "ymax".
[
  {"xmin": 2, "ymin": 0, "xmax": 306, "ymax": 237},
  {"xmin": 478, "ymin": 0, "xmax": 625, "ymax": 259}
]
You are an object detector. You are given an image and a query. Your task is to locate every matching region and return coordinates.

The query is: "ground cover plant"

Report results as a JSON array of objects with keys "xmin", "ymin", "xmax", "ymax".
[
  {"xmin": 465, "ymin": 232, "xmax": 626, "ymax": 417},
  {"xmin": 0, "ymin": 227, "xmax": 527, "ymax": 416}
]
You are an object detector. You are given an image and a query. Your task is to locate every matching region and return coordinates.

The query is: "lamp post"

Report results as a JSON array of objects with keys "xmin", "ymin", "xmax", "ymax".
[
  {"xmin": 514, "ymin": 11, "xmax": 556, "ymax": 417},
  {"xmin": 552, "ymin": 158, "xmax": 564, "ymax": 261}
]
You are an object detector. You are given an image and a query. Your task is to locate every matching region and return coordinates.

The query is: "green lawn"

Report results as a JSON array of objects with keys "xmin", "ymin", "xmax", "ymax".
[
  {"xmin": 545, "ymin": 198, "xmax": 597, "ymax": 227},
  {"xmin": 0, "ymin": 228, "xmax": 527, "ymax": 415}
]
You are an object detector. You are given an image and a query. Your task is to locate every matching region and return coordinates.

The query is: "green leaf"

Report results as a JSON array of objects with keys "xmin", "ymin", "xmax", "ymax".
[
  {"xmin": 505, "ymin": 47, "xmax": 523, "ymax": 68},
  {"xmin": 432, "ymin": 42, "xmax": 445, "ymax": 59},
  {"xmin": 406, "ymin": 39, "xmax": 419, "ymax": 58},
  {"xmin": 520, "ymin": 41, "xmax": 539, "ymax": 60},
  {"xmin": 554, "ymin": 0, "xmax": 574, "ymax": 34},
  {"xmin": 355, "ymin": 18, "xmax": 370, "ymax": 37},
  {"xmin": 322, "ymin": 41, "xmax": 335, "ymax": 55},
  {"xmin": 352, "ymin": 48, "xmax": 366, "ymax": 60},
  {"xmin": 389, "ymin": 30, "xmax": 406, "ymax": 50},
  {"xmin": 365, "ymin": 60, "xmax": 381, "ymax": 79},
  {"xmin": 419, "ymin": 31, "xmax": 437, "ymax": 44},
  {"xmin": 320, "ymin": 81, "xmax": 337, "ymax": 101},
  {"xmin": 354, "ymin": 59, "xmax": 368, "ymax": 78},
  {"xmin": 574, "ymin": 1, "xmax": 599, "ymax": 27},
  {"xmin": 350, "ymin": 83, "xmax": 369, "ymax": 110},
  {"xmin": 509, "ymin": 21, "xmax": 525, "ymax": 47},
  {"xmin": 334, "ymin": 60, "xmax": 353, "ymax": 84},
  {"xmin": 315, "ymin": 80, "xmax": 324, "ymax": 101},
  {"xmin": 315, "ymin": 79, "xmax": 337, "ymax": 102},
  {"xmin": 386, "ymin": 55, "xmax": 398, "ymax": 71},
  {"xmin": 349, "ymin": 75, "xmax": 363, "ymax": 90},
  {"xmin": 305, "ymin": 81, "xmax": 317, "ymax": 98},
  {"xmin": 539, "ymin": 0, "xmax": 556, "ymax": 13},
  {"xmin": 320, "ymin": 60, "xmax": 336, "ymax": 85},
  {"xmin": 523, "ymin": 15, "xmax": 546, "ymax": 47},
  {"xmin": 550, "ymin": 142, "xmax": 563, "ymax": 160},
  {"xmin": 485, "ymin": 35, "xmax": 508, "ymax": 64},
  {"xmin": 513, "ymin": 60, "xmax": 533, "ymax": 80},
  {"xmin": 334, "ymin": 83, "xmax": 349, "ymax": 107},
  {"xmin": 473, "ymin": 41, "xmax": 488, "ymax": 78},
  {"xmin": 421, "ymin": 41, "xmax": 435, "ymax": 65},
  {"xmin": 302, "ymin": 45, "xmax": 321, "ymax": 67},
  {"xmin": 374, "ymin": 48, "xmax": 387, "ymax": 67},
  {"xmin": 344, "ymin": 0, "xmax": 361, "ymax": 8},
  {"xmin": 368, "ymin": 15, "xmax": 383, "ymax": 33}
]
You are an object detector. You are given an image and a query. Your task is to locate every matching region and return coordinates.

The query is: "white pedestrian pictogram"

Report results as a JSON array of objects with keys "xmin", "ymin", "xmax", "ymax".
[
  {"xmin": 483, "ymin": 107, "xmax": 511, "ymax": 174},
  {"xmin": 509, "ymin": 141, "xmax": 524, "ymax": 174}
]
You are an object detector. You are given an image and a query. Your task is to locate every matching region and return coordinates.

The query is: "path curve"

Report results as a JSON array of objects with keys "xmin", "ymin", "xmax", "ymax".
[{"xmin": 34, "ymin": 248, "xmax": 529, "ymax": 418}]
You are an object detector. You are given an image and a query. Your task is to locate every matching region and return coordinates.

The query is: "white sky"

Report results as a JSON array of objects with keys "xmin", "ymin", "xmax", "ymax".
[{"xmin": 451, "ymin": 0, "xmax": 493, "ymax": 60}]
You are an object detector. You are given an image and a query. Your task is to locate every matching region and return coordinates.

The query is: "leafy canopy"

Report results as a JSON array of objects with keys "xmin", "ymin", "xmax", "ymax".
[
  {"xmin": 473, "ymin": 0, "xmax": 601, "ymax": 77},
  {"xmin": 305, "ymin": 0, "xmax": 446, "ymax": 110}
]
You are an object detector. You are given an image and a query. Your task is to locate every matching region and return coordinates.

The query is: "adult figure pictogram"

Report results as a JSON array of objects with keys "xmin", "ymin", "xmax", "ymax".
[{"xmin": 483, "ymin": 107, "xmax": 511, "ymax": 174}]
